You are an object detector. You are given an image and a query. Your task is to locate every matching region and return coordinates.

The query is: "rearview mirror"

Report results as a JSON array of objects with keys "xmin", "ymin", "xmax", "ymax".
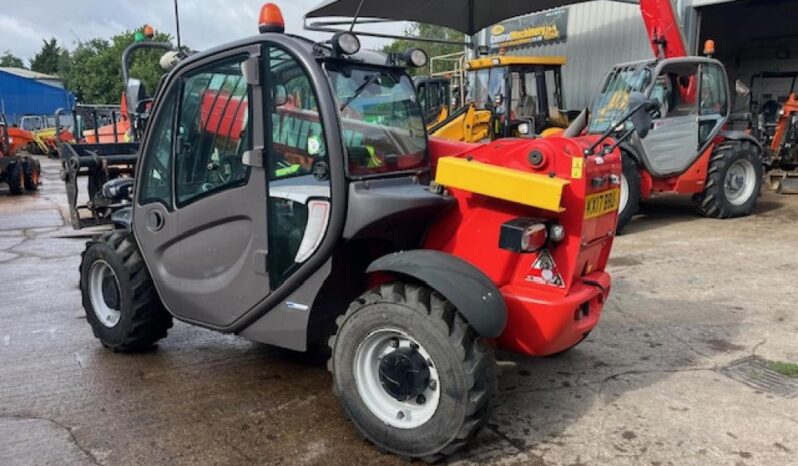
[
  {"xmin": 735, "ymin": 80, "xmax": 751, "ymax": 97},
  {"xmin": 126, "ymin": 79, "xmax": 144, "ymax": 116},
  {"xmin": 629, "ymin": 91, "xmax": 656, "ymax": 139}
]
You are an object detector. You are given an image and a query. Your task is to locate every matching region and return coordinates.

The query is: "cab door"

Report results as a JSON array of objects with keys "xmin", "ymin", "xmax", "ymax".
[
  {"xmin": 133, "ymin": 44, "xmax": 270, "ymax": 328},
  {"xmin": 639, "ymin": 62, "xmax": 701, "ymax": 176}
]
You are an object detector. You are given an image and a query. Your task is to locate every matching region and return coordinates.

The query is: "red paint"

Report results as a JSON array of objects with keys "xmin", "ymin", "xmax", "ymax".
[{"xmin": 424, "ymin": 136, "xmax": 620, "ymax": 356}]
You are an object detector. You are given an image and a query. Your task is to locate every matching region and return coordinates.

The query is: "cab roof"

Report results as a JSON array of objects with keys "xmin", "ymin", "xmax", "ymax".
[{"xmin": 466, "ymin": 55, "xmax": 566, "ymax": 70}]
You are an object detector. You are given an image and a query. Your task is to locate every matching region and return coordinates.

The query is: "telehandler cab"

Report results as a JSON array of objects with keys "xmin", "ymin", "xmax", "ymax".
[
  {"xmin": 78, "ymin": 3, "xmax": 656, "ymax": 460},
  {"xmin": 427, "ymin": 55, "xmax": 571, "ymax": 142}
]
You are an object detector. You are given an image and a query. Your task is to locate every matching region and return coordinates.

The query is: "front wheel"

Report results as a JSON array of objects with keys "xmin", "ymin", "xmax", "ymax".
[
  {"xmin": 5, "ymin": 162, "xmax": 24, "ymax": 195},
  {"xmin": 694, "ymin": 142, "xmax": 763, "ymax": 218},
  {"xmin": 22, "ymin": 158, "xmax": 41, "ymax": 192},
  {"xmin": 80, "ymin": 231, "xmax": 173, "ymax": 352},
  {"xmin": 329, "ymin": 282, "xmax": 495, "ymax": 462}
]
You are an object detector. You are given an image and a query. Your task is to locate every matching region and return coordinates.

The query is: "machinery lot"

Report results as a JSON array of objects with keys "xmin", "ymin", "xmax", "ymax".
[{"xmin": 1, "ymin": 156, "xmax": 796, "ymax": 466}]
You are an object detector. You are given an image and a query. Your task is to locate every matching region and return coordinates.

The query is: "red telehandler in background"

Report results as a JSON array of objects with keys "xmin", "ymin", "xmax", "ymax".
[{"xmin": 587, "ymin": 0, "xmax": 764, "ymax": 232}]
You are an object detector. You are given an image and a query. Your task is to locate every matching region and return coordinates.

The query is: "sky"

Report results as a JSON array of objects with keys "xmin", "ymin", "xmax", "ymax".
[{"xmin": 0, "ymin": 0, "xmax": 408, "ymax": 64}]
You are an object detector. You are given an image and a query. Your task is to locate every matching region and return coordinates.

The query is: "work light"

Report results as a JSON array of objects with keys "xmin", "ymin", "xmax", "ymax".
[
  {"xmin": 333, "ymin": 32, "xmax": 361, "ymax": 56},
  {"xmin": 405, "ymin": 48, "xmax": 428, "ymax": 68}
]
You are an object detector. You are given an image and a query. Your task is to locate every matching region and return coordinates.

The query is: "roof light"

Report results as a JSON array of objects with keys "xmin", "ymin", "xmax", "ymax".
[
  {"xmin": 703, "ymin": 39, "xmax": 715, "ymax": 56},
  {"xmin": 332, "ymin": 31, "xmax": 360, "ymax": 56},
  {"xmin": 405, "ymin": 48, "xmax": 428, "ymax": 68},
  {"xmin": 143, "ymin": 24, "xmax": 155, "ymax": 38},
  {"xmin": 491, "ymin": 57, "xmax": 501, "ymax": 66},
  {"xmin": 259, "ymin": 3, "xmax": 285, "ymax": 34}
]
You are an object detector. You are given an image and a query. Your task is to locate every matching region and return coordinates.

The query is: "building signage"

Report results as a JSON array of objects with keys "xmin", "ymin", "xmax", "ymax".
[{"xmin": 489, "ymin": 8, "xmax": 568, "ymax": 50}]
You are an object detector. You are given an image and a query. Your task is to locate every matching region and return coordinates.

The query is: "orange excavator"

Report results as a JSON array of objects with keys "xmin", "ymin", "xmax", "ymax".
[{"xmin": 748, "ymin": 71, "xmax": 798, "ymax": 193}]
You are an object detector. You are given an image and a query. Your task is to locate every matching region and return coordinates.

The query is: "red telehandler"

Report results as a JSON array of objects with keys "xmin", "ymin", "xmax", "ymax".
[
  {"xmin": 71, "ymin": 2, "xmax": 668, "ymax": 460},
  {"xmin": 587, "ymin": 0, "xmax": 764, "ymax": 232}
]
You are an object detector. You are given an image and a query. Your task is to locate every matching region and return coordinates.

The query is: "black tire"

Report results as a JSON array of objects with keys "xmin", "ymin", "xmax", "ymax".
[
  {"xmin": 80, "ymin": 230, "xmax": 172, "ymax": 352},
  {"xmin": 617, "ymin": 155, "xmax": 641, "ymax": 234},
  {"xmin": 329, "ymin": 282, "xmax": 496, "ymax": 462},
  {"xmin": 26, "ymin": 141, "xmax": 43, "ymax": 155},
  {"xmin": 694, "ymin": 141, "xmax": 763, "ymax": 218},
  {"xmin": 5, "ymin": 162, "xmax": 24, "ymax": 195},
  {"xmin": 22, "ymin": 159, "xmax": 40, "ymax": 192}
]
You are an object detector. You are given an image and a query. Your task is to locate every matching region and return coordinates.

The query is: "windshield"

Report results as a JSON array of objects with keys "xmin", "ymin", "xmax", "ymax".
[
  {"xmin": 588, "ymin": 65, "xmax": 652, "ymax": 133},
  {"xmin": 326, "ymin": 64, "xmax": 427, "ymax": 177},
  {"xmin": 466, "ymin": 67, "xmax": 507, "ymax": 109}
]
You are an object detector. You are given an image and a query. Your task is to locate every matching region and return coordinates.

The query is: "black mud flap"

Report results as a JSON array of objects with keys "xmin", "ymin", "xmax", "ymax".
[{"xmin": 367, "ymin": 250, "xmax": 507, "ymax": 338}]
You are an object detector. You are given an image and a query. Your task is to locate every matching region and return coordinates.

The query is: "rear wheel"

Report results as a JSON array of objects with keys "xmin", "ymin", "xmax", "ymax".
[
  {"xmin": 694, "ymin": 142, "xmax": 763, "ymax": 218},
  {"xmin": 22, "ymin": 159, "xmax": 40, "ymax": 192},
  {"xmin": 617, "ymin": 155, "xmax": 641, "ymax": 234},
  {"xmin": 5, "ymin": 162, "xmax": 24, "ymax": 195},
  {"xmin": 80, "ymin": 231, "xmax": 172, "ymax": 352},
  {"xmin": 329, "ymin": 282, "xmax": 495, "ymax": 462}
]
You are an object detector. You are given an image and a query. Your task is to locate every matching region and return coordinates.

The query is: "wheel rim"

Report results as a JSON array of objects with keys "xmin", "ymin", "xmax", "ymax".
[
  {"xmin": 353, "ymin": 328, "xmax": 441, "ymax": 429},
  {"xmin": 724, "ymin": 159, "xmax": 757, "ymax": 206},
  {"xmin": 619, "ymin": 174, "xmax": 629, "ymax": 214},
  {"xmin": 88, "ymin": 260, "xmax": 122, "ymax": 328}
]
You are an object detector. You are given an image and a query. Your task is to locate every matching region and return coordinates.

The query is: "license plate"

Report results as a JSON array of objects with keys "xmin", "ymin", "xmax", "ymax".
[{"xmin": 584, "ymin": 188, "xmax": 620, "ymax": 219}]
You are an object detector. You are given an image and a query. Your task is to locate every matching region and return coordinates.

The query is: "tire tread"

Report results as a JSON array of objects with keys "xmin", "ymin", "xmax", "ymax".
[{"xmin": 328, "ymin": 282, "xmax": 496, "ymax": 462}]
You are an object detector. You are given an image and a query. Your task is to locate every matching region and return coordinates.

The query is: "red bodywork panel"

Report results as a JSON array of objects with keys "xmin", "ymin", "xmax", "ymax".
[
  {"xmin": 642, "ymin": 143, "xmax": 716, "ymax": 197},
  {"xmin": 426, "ymin": 136, "xmax": 621, "ymax": 356}
]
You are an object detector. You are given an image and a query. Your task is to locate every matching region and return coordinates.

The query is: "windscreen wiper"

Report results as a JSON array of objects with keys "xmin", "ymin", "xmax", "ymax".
[{"xmin": 340, "ymin": 72, "xmax": 382, "ymax": 111}]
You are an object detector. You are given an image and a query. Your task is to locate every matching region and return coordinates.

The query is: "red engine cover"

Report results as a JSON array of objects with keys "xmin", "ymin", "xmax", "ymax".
[{"xmin": 426, "ymin": 136, "xmax": 621, "ymax": 356}]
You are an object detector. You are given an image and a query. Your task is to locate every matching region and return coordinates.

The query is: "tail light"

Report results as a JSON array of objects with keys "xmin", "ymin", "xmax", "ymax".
[{"xmin": 499, "ymin": 218, "xmax": 547, "ymax": 253}]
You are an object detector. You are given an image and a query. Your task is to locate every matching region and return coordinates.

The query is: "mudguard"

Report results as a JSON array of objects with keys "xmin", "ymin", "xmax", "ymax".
[
  {"xmin": 719, "ymin": 130, "xmax": 764, "ymax": 154},
  {"xmin": 111, "ymin": 207, "xmax": 132, "ymax": 231},
  {"xmin": 367, "ymin": 250, "xmax": 507, "ymax": 338}
]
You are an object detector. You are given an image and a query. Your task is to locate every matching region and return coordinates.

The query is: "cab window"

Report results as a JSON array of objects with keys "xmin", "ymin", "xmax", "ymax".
[
  {"xmin": 138, "ymin": 86, "xmax": 178, "ymax": 209},
  {"xmin": 700, "ymin": 63, "xmax": 728, "ymax": 116},
  {"xmin": 269, "ymin": 48, "xmax": 326, "ymax": 181},
  {"xmin": 174, "ymin": 57, "xmax": 251, "ymax": 207},
  {"xmin": 326, "ymin": 64, "xmax": 427, "ymax": 177},
  {"xmin": 266, "ymin": 47, "xmax": 330, "ymax": 287}
]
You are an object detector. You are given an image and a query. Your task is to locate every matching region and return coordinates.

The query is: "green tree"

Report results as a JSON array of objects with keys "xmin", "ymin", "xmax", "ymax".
[
  {"xmin": 0, "ymin": 50, "xmax": 25, "ymax": 68},
  {"xmin": 383, "ymin": 23, "xmax": 466, "ymax": 76},
  {"xmin": 30, "ymin": 38, "xmax": 63, "ymax": 75},
  {"xmin": 63, "ymin": 28, "xmax": 174, "ymax": 104}
]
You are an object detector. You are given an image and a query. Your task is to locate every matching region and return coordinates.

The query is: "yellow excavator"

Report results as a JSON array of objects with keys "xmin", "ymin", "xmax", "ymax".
[{"xmin": 418, "ymin": 55, "xmax": 572, "ymax": 143}]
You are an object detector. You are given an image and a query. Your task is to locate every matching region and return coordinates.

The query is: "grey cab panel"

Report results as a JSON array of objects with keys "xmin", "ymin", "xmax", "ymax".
[{"xmin": 133, "ymin": 45, "xmax": 272, "ymax": 328}]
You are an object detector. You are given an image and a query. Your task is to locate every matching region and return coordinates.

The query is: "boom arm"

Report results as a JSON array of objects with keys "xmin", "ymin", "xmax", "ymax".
[{"xmin": 640, "ymin": 0, "xmax": 689, "ymax": 59}]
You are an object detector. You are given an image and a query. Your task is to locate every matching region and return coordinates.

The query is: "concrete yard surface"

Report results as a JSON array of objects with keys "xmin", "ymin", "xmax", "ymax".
[{"xmin": 0, "ymin": 156, "xmax": 796, "ymax": 465}]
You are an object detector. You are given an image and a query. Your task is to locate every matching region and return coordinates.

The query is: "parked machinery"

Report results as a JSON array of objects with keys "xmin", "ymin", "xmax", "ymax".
[
  {"xmin": 58, "ymin": 28, "xmax": 176, "ymax": 229},
  {"xmin": 590, "ymin": 0, "xmax": 764, "ymax": 232},
  {"xmin": 746, "ymin": 71, "xmax": 798, "ymax": 193},
  {"xmin": 75, "ymin": 3, "xmax": 664, "ymax": 461},
  {"xmin": 0, "ymin": 113, "xmax": 41, "ymax": 195},
  {"xmin": 422, "ymin": 54, "xmax": 573, "ymax": 142}
]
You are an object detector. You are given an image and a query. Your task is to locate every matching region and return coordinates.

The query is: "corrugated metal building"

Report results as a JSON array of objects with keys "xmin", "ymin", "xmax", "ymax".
[
  {"xmin": 0, "ymin": 67, "xmax": 75, "ymax": 124},
  {"xmin": 476, "ymin": 0, "xmax": 651, "ymax": 109}
]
